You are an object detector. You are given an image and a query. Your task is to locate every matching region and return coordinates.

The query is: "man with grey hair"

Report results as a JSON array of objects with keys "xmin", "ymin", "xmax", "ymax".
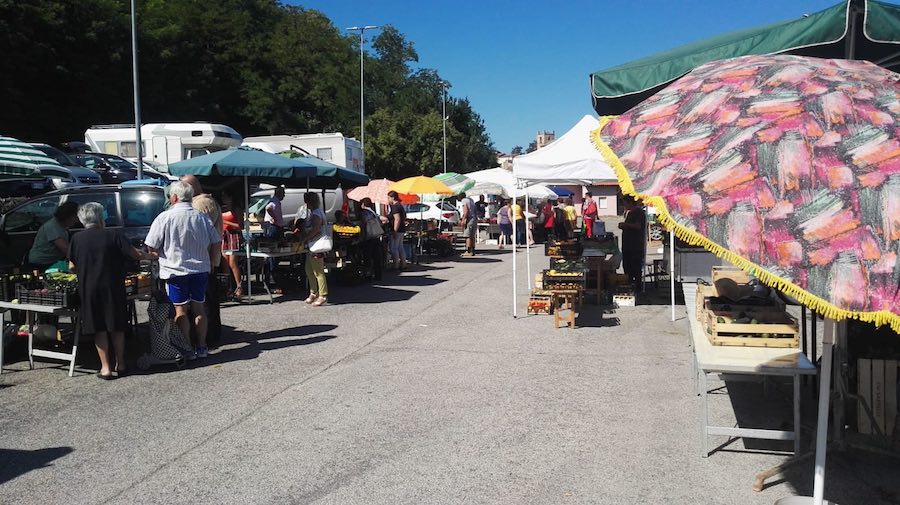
[{"xmin": 145, "ymin": 180, "xmax": 222, "ymax": 358}]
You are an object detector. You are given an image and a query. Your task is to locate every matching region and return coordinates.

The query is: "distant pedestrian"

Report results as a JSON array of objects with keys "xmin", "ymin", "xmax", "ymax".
[
  {"xmin": 540, "ymin": 198, "xmax": 556, "ymax": 241},
  {"xmin": 497, "ymin": 199, "xmax": 511, "ymax": 249},
  {"xmin": 563, "ymin": 198, "xmax": 578, "ymax": 237},
  {"xmin": 459, "ymin": 192, "xmax": 477, "ymax": 256},
  {"xmin": 263, "ymin": 186, "xmax": 286, "ymax": 291},
  {"xmin": 475, "ymin": 195, "xmax": 487, "ymax": 219},
  {"xmin": 619, "ymin": 197, "xmax": 646, "ymax": 292},
  {"xmin": 358, "ymin": 197, "xmax": 384, "ymax": 281},
  {"xmin": 511, "ymin": 198, "xmax": 525, "ymax": 246},
  {"xmin": 144, "ymin": 180, "xmax": 222, "ymax": 359},
  {"xmin": 582, "ymin": 191, "xmax": 598, "ymax": 238},
  {"xmin": 297, "ymin": 193, "xmax": 329, "ymax": 306},
  {"xmin": 386, "ymin": 191, "xmax": 408, "ymax": 270}
]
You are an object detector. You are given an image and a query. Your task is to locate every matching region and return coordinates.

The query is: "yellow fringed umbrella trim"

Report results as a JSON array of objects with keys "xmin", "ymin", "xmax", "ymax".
[{"xmin": 590, "ymin": 118, "xmax": 900, "ymax": 333}]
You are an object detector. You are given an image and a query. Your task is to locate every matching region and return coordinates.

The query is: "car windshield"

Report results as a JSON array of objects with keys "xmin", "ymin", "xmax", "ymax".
[{"xmin": 102, "ymin": 156, "xmax": 137, "ymax": 170}]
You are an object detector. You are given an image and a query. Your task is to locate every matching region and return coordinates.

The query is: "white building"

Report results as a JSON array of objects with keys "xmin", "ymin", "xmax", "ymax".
[{"xmin": 242, "ymin": 133, "xmax": 364, "ymax": 174}]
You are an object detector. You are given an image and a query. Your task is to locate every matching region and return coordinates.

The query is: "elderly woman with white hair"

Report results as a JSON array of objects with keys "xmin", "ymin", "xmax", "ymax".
[{"xmin": 69, "ymin": 202, "xmax": 149, "ymax": 380}]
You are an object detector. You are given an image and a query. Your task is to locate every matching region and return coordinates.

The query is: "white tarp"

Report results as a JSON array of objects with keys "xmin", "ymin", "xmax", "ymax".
[{"xmin": 513, "ymin": 115, "xmax": 617, "ymax": 183}]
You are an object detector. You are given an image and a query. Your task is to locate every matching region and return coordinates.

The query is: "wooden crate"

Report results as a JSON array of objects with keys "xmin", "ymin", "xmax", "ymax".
[
  {"xmin": 857, "ymin": 358, "xmax": 898, "ymax": 436},
  {"xmin": 701, "ymin": 308, "xmax": 799, "ymax": 348}
]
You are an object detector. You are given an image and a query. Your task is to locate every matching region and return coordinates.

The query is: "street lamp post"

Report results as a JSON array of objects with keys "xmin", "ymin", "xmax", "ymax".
[
  {"xmin": 346, "ymin": 25, "xmax": 379, "ymax": 155},
  {"xmin": 442, "ymin": 81, "xmax": 448, "ymax": 173},
  {"xmin": 130, "ymin": 0, "xmax": 143, "ymax": 179}
]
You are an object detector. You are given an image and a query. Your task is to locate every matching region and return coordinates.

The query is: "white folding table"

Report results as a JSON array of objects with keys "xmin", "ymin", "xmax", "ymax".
[
  {"xmin": 0, "ymin": 301, "xmax": 79, "ymax": 377},
  {"xmin": 224, "ymin": 250, "xmax": 303, "ymax": 304},
  {"xmin": 683, "ymin": 283, "xmax": 817, "ymax": 457}
]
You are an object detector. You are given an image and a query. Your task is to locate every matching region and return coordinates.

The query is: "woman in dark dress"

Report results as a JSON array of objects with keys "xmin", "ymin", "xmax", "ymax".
[{"xmin": 69, "ymin": 202, "xmax": 148, "ymax": 379}]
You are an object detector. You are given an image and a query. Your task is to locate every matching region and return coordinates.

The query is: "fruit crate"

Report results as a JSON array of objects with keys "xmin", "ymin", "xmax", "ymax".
[
  {"xmin": 542, "ymin": 270, "xmax": 586, "ymax": 291},
  {"xmin": 700, "ymin": 308, "xmax": 799, "ymax": 348},
  {"xmin": 16, "ymin": 284, "xmax": 79, "ymax": 308},
  {"xmin": 527, "ymin": 289, "xmax": 553, "ymax": 315},
  {"xmin": 0, "ymin": 274, "xmax": 36, "ymax": 302},
  {"xmin": 544, "ymin": 239, "xmax": 582, "ymax": 258}
]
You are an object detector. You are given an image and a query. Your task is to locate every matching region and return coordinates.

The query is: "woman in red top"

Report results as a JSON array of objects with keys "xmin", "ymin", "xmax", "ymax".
[
  {"xmin": 541, "ymin": 198, "xmax": 556, "ymax": 240},
  {"xmin": 582, "ymin": 191, "xmax": 598, "ymax": 237},
  {"xmin": 221, "ymin": 191, "xmax": 244, "ymax": 298}
]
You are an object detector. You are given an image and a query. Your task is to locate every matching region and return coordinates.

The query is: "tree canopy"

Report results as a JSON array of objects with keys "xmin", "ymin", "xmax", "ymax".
[{"xmin": 0, "ymin": 0, "xmax": 495, "ymax": 178}]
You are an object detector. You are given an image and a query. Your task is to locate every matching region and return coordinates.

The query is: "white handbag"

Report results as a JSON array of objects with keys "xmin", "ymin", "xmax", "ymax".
[{"xmin": 308, "ymin": 225, "xmax": 333, "ymax": 253}]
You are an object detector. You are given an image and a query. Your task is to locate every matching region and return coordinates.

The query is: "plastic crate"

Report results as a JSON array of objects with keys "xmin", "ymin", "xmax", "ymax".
[{"xmin": 15, "ymin": 284, "xmax": 78, "ymax": 308}]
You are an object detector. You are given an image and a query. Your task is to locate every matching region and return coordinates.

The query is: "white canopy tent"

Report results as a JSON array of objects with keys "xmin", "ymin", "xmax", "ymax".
[{"xmin": 513, "ymin": 115, "xmax": 617, "ymax": 183}]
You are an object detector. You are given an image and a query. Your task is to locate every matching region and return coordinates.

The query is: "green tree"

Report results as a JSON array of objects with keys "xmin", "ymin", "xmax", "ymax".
[{"xmin": 511, "ymin": 146, "xmax": 524, "ymax": 156}]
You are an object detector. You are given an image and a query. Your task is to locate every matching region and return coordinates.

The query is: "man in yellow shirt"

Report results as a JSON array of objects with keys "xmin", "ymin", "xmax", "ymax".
[
  {"xmin": 563, "ymin": 198, "xmax": 578, "ymax": 238},
  {"xmin": 510, "ymin": 199, "xmax": 525, "ymax": 245}
]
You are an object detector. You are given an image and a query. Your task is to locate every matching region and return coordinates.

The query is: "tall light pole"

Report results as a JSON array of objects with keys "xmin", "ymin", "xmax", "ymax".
[
  {"xmin": 346, "ymin": 25, "xmax": 379, "ymax": 155},
  {"xmin": 130, "ymin": 0, "xmax": 143, "ymax": 179},
  {"xmin": 442, "ymin": 81, "xmax": 448, "ymax": 173}
]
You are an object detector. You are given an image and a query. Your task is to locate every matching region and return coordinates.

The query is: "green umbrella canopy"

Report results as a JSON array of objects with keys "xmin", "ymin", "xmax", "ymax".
[
  {"xmin": 0, "ymin": 135, "xmax": 60, "ymax": 176},
  {"xmin": 590, "ymin": 0, "xmax": 900, "ymax": 115},
  {"xmin": 278, "ymin": 150, "xmax": 369, "ymax": 188},
  {"xmin": 169, "ymin": 148, "xmax": 317, "ymax": 179},
  {"xmin": 421, "ymin": 172, "xmax": 475, "ymax": 201}
]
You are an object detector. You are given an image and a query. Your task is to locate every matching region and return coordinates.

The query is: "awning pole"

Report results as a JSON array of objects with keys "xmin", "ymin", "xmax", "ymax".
[
  {"xmin": 670, "ymin": 229, "xmax": 675, "ymax": 321},
  {"xmin": 525, "ymin": 187, "xmax": 532, "ymax": 290},
  {"xmin": 512, "ymin": 173, "xmax": 518, "ymax": 318},
  {"xmin": 245, "ymin": 176, "xmax": 252, "ymax": 302}
]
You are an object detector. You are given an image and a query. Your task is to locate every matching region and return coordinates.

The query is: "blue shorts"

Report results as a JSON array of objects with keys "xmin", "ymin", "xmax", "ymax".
[{"xmin": 166, "ymin": 273, "xmax": 208, "ymax": 305}]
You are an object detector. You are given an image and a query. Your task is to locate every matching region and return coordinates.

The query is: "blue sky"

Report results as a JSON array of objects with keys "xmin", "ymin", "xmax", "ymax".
[{"xmin": 291, "ymin": 0, "xmax": 843, "ymax": 153}]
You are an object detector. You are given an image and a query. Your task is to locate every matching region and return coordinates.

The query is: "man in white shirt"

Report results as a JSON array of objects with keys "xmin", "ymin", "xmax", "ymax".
[
  {"xmin": 262, "ymin": 186, "xmax": 286, "ymax": 285},
  {"xmin": 145, "ymin": 181, "xmax": 222, "ymax": 358}
]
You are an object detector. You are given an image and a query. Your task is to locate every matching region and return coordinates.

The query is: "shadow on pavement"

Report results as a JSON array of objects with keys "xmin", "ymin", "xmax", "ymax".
[
  {"xmin": 0, "ymin": 447, "xmax": 73, "ymax": 485},
  {"xmin": 381, "ymin": 275, "xmax": 446, "ymax": 288},
  {"xmin": 329, "ymin": 285, "xmax": 416, "ymax": 304}
]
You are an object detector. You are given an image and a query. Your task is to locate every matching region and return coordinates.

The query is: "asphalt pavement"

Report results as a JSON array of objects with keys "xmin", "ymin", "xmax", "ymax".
[{"xmin": 1, "ymin": 246, "xmax": 897, "ymax": 505}]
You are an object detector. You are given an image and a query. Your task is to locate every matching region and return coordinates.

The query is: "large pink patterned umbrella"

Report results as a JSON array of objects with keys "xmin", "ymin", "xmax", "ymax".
[{"xmin": 594, "ymin": 54, "xmax": 900, "ymax": 330}]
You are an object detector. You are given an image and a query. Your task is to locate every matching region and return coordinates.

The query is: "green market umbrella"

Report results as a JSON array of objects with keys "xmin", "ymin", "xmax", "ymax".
[
  {"xmin": 590, "ymin": 0, "xmax": 900, "ymax": 115},
  {"xmin": 422, "ymin": 172, "xmax": 475, "ymax": 201},
  {"xmin": 278, "ymin": 150, "xmax": 370, "ymax": 188},
  {"xmin": 0, "ymin": 135, "xmax": 60, "ymax": 176}
]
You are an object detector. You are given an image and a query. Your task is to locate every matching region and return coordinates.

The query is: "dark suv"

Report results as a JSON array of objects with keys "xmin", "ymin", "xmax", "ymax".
[{"xmin": 0, "ymin": 184, "xmax": 166, "ymax": 269}]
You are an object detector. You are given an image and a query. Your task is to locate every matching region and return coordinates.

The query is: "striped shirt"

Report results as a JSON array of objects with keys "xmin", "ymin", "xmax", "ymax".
[{"xmin": 145, "ymin": 202, "xmax": 221, "ymax": 279}]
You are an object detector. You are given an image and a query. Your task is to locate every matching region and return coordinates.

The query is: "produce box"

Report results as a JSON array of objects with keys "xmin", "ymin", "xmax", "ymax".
[
  {"xmin": 527, "ymin": 289, "xmax": 553, "ymax": 315},
  {"xmin": 700, "ymin": 308, "xmax": 799, "ymax": 348},
  {"xmin": 857, "ymin": 358, "xmax": 898, "ymax": 437},
  {"xmin": 0, "ymin": 274, "xmax": 37, "ymax": 301},
  {"xmin": 16, "ymin": 284, "xmax": 78, "ymax": 308}
]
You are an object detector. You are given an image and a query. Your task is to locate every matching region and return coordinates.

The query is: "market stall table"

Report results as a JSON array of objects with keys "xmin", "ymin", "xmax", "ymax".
[
  {"xmin": 683, "ymin": 283, "xmax": 817, "ymax": 457},
  {"xmin": 224, "ymin": 249, "xmax": 304, "ymax": 304},
  {"xmin": 0, "ymin": 301, "xmax": 78, "ymax": 376}
]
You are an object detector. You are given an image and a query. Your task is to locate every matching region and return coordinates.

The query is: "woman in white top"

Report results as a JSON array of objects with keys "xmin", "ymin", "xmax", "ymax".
[{"xmin": 297, "ymin": 193, "xmax": 328, "ymax": 306}]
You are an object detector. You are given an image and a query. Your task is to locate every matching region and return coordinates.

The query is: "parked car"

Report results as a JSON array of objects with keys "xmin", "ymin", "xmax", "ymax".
[
  {"xmin": 0, "ymin": 184, "xmax": 166, "ymax": 269},
  {"xmin": 29, "ymin": 143, "xmax": 102, "ymax": 188},
  {"xmin": 404, "ymin": 201, "xmax": 460, "ymax": 226},
  {"xmin": 73, "ymin": 152, "xmax": 169, "ymax": 184},
  {"xmin": 0, "ymin": 175, "xmax": 55, "ymax": 198}
]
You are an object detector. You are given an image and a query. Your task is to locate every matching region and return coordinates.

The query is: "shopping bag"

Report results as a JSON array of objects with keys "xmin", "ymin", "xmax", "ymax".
[{"xmin": 308, "ymin": 225, "xmax": 333, "ymax": 253}]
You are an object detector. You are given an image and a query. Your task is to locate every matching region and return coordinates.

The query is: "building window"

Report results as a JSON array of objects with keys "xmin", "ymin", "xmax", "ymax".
[
  {"xmin": 317, "ymin": 147, "xmax": 333, "ymax": 161},
  {"xmin": 120, "ymin": 141, "xmax": 138, "ymax": 158},
  {"xmin": 598, "ymin": 197, "xmax": 608, "ymax": 209}
]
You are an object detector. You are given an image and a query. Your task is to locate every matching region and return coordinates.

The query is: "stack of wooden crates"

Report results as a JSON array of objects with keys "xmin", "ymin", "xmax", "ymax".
[
  {"xmin": 696, "ymin": 268, "xmax": 800, "ymax": 348},
  {"xmin": 857, "ymin": 358, "xmax": 899, "ymax": 438}
]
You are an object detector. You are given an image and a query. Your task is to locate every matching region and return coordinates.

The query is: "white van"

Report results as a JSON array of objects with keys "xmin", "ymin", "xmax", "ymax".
[
  {"xmin": 249, "ymin": 187, "xmax": 346, "ymax": 226},
  {"xmin": 85, "ymin": 123, "xmax": 242, "ymax": 171},
  {"xmin": 242, "ymin": 133, "xmax": 364, "ymax": 174}
]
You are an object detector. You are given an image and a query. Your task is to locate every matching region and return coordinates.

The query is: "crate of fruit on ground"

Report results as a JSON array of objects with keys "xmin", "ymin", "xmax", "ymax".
[{"xmin": 701, "ymin": 308, "xmax": 799, "ymax": 348}]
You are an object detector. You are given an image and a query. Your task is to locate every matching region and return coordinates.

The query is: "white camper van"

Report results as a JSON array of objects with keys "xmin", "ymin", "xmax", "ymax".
[
  {"xmin": 84, "ymin": 123, "xmax": 242, "ymax": 171},
  {"xmin": 242, "ymin": 133, "xmax": 364, "ymax": 174}
]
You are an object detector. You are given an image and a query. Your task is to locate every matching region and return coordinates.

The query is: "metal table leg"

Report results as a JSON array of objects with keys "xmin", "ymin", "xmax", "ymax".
[
  {"xmin": 794, "ymin": 373, "xmax": 802, "ymax": 454},
  {"xmin": 700, "ymin": 369, "xmax": 709, "ymax": 457}
]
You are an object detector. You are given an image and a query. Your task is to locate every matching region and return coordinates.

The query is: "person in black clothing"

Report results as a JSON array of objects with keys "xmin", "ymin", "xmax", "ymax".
[
  {"xmin": 618, "ymin": 197, "xmax": 646, "ymax": 292},
  {"xmin": 358, "ymin": 198, "xmax": 384, "ymax": 281},
  {"xmin": 387, "ymin": 190, "xmax": 407, "ymax": 269},
  {"xmin": 69, "ymin": 202, "xmax": 150, "ymax": 379}
]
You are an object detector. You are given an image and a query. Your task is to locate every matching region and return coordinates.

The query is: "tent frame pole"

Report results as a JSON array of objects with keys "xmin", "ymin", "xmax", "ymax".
[{"xmin": 245, "ymin": 176, "xmax": 252, "ymax": 303}]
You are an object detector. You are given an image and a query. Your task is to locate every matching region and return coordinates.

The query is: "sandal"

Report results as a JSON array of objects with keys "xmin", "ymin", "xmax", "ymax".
[
  {"xmin": 312, "ymin": 296, "xmax": 327, "ymax": 307},
  {"xmin": 233, "ymin": 286, "xmax": 244, "ymax": 299},
  {"xmin": 96, "ymin": 372, "xmax": 116, "ymax": 381},
  {"xmin": 304, "ymin": 293, "xmax": 318, "ymax": 304}
]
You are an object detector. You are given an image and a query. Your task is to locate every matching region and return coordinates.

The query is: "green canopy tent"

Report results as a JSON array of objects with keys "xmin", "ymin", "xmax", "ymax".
[
  {"xmin": 0, "ymin": 135, "xmax": 61, "ymax": 176},
  {"xmin": 590, "ymin": 0, "xmax": 900, "ymax": 115}
]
